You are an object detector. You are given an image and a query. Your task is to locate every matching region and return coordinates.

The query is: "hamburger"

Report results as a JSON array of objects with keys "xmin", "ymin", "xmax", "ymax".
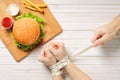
[{"xmin": 13, "ymin": 13, "xmax": 44, "ymax": 51}]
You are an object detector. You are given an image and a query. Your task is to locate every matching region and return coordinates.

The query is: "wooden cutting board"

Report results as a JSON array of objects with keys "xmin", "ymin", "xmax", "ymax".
[{"xmin": 0, "ymin": 0, "xmax": 62, "ymax": 62}]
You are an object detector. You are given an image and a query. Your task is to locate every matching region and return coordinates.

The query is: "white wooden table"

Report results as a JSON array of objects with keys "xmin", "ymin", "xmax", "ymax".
[{"xmin": 0, "ymin": 0, "xmax": 120, "ymax": 80}]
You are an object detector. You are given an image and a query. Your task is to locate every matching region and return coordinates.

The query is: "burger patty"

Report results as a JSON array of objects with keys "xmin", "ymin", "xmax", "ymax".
[{"xmin": 13, "ymin": 18, "xmax": 40, "ymax": 46}]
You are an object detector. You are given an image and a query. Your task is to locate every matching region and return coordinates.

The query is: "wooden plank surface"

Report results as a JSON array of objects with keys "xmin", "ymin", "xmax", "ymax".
[
  {"xmin": 0, "ymin": 0, "xmax": 62, "ymax": 62},
  {"xmin": 0, "ymin": 0, "xmax": 120, "ymax": 80}
]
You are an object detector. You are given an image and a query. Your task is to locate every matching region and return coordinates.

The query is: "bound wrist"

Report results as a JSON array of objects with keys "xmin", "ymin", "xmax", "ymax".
[
  {"xmin": 51, "ymin": 70, "xmax": 63, "ymax": 77},
  {"xmin": 49, "ymin": 56, "xmax": 70, "ymax": 77},
  {"xmin": 64, "ymin": 61, "xmax": 72, "ymax": 70},
  {"xmin": 49, "ymin": 56, "xmax": 70, "ymax": 72}
]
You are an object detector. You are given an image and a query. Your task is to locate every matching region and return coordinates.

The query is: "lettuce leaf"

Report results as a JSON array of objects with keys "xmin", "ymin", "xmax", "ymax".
[{"xmin": 14, "ymin": 13, "xmax": 44, "ymax": 51}]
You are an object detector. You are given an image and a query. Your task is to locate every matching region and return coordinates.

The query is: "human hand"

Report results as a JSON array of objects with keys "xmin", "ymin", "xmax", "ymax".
[
  {"xmin": 91, "ymin": 22, "xmax": 119, "ymax": 47},
  {"xmin": 39, "ymin": 47, "xmax": 57, "ymax": 67},
  {"xmin": 48, "ymin": 41, "xmax": 67, "ymax": 61}
]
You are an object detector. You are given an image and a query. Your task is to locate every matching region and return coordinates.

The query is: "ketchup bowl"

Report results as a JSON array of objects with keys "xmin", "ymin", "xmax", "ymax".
[{"xmin": 1, "ymin": 17, "xmax": 13, "ymax": 29}]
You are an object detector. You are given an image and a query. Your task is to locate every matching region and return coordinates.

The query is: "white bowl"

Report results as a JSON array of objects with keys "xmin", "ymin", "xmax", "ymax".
[{"xmin": 7, "ymin": 3, "xmax": 20, "ymax": 16}]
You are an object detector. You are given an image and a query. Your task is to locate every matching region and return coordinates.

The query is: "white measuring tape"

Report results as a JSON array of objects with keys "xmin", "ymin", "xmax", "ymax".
[{"xmin": 69, "ymin": 45, "xmax": 93, "ymax": 61}]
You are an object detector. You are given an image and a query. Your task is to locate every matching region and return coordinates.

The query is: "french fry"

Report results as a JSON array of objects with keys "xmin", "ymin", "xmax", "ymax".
[
  {"xmin": 23, "ymin": 0, "xmax": 31, "ymax": 7},
  {"xmin": 25, "ymin": 0, "xmax": 44, "ymax": 13},
  {"xmin": 37, "ymin": 4, "xmax": 47, "ymax": 8},
  {"xmin": 23, "ymin": 1, "xmax": 38, "ymax": 11},
  {"xmin": 24, "ymin": 5, "xmax": 38, "ymax": 11},
  {"xmin": 23, "ymin": 0, "xmax": 47, "ymax": 8}
]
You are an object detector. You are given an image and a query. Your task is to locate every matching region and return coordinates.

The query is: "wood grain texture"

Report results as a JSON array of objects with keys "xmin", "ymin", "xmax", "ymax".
[
  {"xmin": 0, "ymin": 0, "xmax": 62, "ymax": 62},
  {"xmin": 0, "ymin": 0, "xmax": 120, "ymax": 80}
]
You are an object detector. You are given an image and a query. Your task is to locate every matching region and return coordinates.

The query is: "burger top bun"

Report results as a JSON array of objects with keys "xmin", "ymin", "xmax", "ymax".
[{"xmin": 13, "ymin": 18, "xmax": 40, "ymax": 46}]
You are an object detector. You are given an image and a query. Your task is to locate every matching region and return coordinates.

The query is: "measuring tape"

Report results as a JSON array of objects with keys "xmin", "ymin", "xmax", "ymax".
[{"xmin": 69, "ymin": 45, "xmax": 93, "ymax": 61}]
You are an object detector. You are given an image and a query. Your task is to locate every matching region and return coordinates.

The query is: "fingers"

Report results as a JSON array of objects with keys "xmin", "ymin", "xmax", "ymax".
[
  {"xmin": 39, "ymin": 47, "xmax": 58, "ymax": 66},
  {"xmin": 91, "ymin": 30, "xmax": 105, "ymax": 42},
  {"xmin": 39, "ymin": 49, "xmax": 46, "ymax": 61},
  {"xmin": 92, "ymin": 33, "xmax": 101, "ymax": 43},
  {"xmin": 39, "ymin": 41, "xmax": 66, "ymax": 64},
  {"xmin": 50, "ymin": 42, "xmax": 59, "ymax": 49},
  {"xmin": 50, "ymin": 41, "xmax": 64, "ymax": 49},
  {"xmin": 44, "ymin": 47, "xmax": 52, "ymax": 58},
  {"xmin": 39, "ymin": 47, "xmax": 53, "ymax": 62},
  {"xmin": 93, "ymin": 34, "xmax": 109, "ymax": 47},
  {"xmin": 91, "ymin": 29, "xmax": 106, "ymax": 47},
  {"xmin": 48, "ymin": 41, "xmax": 64, "ymax": 54},
  {"xmin": 48, "ymin": 44, "xmax": 56, "ymax": 55}
]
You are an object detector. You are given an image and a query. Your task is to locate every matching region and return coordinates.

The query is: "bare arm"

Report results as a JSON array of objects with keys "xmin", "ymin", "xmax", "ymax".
[
  {"xmin": 64, "ymin": 61, "xmax": 92, "ymax": 80},
  {"xmin": 113, "ymin": 14, "xmax": 120, "ymax": 27},
  {"xmin": 52, "ymin": 76, "xmax": 64, "ymax": 80},
  {"xmin": 92, "ymin": 14, "xmax": 120, "ymax": 47}
]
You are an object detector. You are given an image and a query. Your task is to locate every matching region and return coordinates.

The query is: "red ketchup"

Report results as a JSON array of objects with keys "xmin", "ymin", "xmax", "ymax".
[{"xmin": 1, "ymin": 17, "xmax": 13, "ymax": 29}]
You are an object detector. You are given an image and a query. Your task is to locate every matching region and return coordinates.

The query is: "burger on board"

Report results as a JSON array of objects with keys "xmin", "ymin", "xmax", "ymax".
[{"xmin": 12, "ymin": 13, "xmax": 44, "ymax": 51}]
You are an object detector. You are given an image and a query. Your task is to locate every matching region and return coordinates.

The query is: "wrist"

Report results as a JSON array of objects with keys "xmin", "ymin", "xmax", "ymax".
[
  {"xmin": 112, "ymin": 14, "xmax": 120, "ymax": 31},
  {"xmin": 51, "ymin": 70, "xmax": 63, "ymax": 77},
  {"xmin": 64, "ymin": 61, "xmax": 72, "ymax": 70},
  {"xmin": 48, "ymin": 56, "xmax": 70, "ymax": 77},
  {"xmin": 49, "ymin": 56, "xmax": 70, "ymax": 72},
  {"xmin": 52, "ymin": 74, "xmax": 64, "ymax": 80}
]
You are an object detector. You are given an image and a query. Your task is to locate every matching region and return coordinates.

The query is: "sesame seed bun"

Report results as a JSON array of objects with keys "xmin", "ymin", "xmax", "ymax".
[{"xmin": 13, "ymin": 18, "xmax": 40, "ymax": 46}]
